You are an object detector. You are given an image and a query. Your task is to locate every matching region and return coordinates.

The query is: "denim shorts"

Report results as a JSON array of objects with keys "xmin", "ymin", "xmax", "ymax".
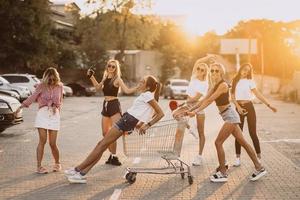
[
  {"xmin": 114, "ymin": 112, "xmax": 139, "ymax": 132},
  {"xmin": 220, "ymin": 106, "xmax": 241, "ymax": 124}
]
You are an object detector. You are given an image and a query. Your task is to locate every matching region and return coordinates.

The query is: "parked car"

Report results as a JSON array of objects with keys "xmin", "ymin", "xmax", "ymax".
[
  {"xmin": 0, "ymin": 76, "xmax": 31, "ymax": 101},
  {"xmin": 1, "ymin": 74, "xmax": 40, "ymax": 93},
  {"xmin": 163, "ymin": 79, "xmax": 189, "ymax": 99},
  {"xmin": 0, "ymin": 94, "xmax": 23, "ymax": 133},
  {"xmin": 66, "ymin": 83, "xmax": 96, "ymax": 97},
  {"xmin": 63, "ymin": 85, "xmax": 73, "ymax": 97},
  {"xmin": 0, "ymin": 89, "xmax": 21, "ymax": 101}
]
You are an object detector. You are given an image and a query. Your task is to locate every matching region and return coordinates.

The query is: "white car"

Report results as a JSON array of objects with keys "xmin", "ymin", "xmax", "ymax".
[
  {"xmin": 0, "ymin": 76, "xmax": 31, "ymax": 101},
  {"xmin": 63, "ymin": 85, "xmax": 73, "ymax": 97},
  {"xmin": 1, "ymin": 74, "xmax": 40, "ymax": 93},
  {"xmin": 163, "ymin": 79, "xmax": 189, "ymax": 99}
]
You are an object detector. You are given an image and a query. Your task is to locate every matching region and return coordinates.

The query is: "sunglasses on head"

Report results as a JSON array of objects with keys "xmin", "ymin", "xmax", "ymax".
[
  {"xmin": 197, "ymin": 67, "xmax": 205, "ymax": 72},
  {"xmin": 107, "ymin": 64, "xmax": 116, "ymax": 69},
  {"xmin": 210, "ymin": 69, "xmax": 220, "ymax": 73}
]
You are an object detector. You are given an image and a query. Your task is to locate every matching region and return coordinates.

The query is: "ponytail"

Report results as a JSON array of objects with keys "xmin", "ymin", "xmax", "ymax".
[{"xmin": 154, "ymin": 82, "xmax": 161, "ymax": 102}]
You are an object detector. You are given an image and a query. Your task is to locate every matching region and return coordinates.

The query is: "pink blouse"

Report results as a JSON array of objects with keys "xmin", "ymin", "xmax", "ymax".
[{"xmin": 22, "ymin": 83, "xmax": 63, "ymax": 110}]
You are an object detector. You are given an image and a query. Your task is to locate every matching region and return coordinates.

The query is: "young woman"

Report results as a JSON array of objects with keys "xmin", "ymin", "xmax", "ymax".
[
  {"xmin": 87, "ymin": 59, "xmax": 140, "ymax": 166},
  {"xmin": 231, "ymin": 63, "xmax": 277, "ymax": 167},
  {"xmin": 186, "ymin": 61, "xmax": 209, "ymax": 166},
  {"xmin": 65, "ymin": 75, "xmax": 164, "ymax": 183},
  {"xmin": 182, "ymin": 63, "xmax": 267, "ymax": 182},
  {"xmin": 15, "ymin": 67, "xmax": 63, "ymax": 174}
]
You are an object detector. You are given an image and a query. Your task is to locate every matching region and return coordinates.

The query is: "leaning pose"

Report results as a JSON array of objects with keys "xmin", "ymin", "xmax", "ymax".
[
  {"xmin": 179, "ymin": 63, "xmax": 267, "ymax": 182},
  {"xmin": 87, "ymin": 59, "xmax": 140, "ymax": 166},
  {"xmin": 231, "ymin": 63, "xmax": 277, "ymax": 166},
  {"xmin": 16, "ymin": 67, "xmax": 63, "ymax": 174},
  {"xmin": 65, "ymin": 75, "xmax": 164, "ymax": 183}
]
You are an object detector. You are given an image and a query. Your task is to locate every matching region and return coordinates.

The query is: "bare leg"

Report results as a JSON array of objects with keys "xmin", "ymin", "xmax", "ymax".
[
  {"xmin": 37, "ymin": 128, "xmax": 47, "ymax": 168},
  {"xmin": 214, "ymin": 123, "xmax": 234, "ymax": 174},
  {"xmin": 76, "ymin": 127, "xmax": 123, "ymax": 174},
  {"xmin": 101, "ymin": 116, "xmax": 112, "ymax": 153},
  {"xmin": 232, "ymin": 125, "xmax": 262, "ymax": 170},
  {"xmin": 196, "ymin": 114, "xmax": 205, "ymax": 155},
  {"xmin": 107, "ymin": 113, "xmax": 122, "ymax": 154},
  {"xmin": 48, "ymin": 130, "xmax": 60, "ymax": 164}
]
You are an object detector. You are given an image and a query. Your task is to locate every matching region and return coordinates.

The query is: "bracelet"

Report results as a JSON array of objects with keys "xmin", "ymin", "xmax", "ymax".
[{"xmin": 147, "ymin": 122, "xmax": 152, "ymax": 127}]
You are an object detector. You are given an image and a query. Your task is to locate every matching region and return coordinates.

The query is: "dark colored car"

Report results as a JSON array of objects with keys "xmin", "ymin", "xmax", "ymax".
[
  {"xmin": 66, "ymin": 83, "xmax": 96, "ymax": 97},
  {"xmin": 0, "ymin": 94, "xmax": 23, "ymax": 133}
]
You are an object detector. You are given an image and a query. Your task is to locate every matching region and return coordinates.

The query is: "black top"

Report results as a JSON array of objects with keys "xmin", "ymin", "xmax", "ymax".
[
  {"xmin": 213, "ymin": 79, "xmax": 230, "ymax": 106},
  {"xmin": 103, "ymin": 78, "xmax": 119, "ymax": 97}
]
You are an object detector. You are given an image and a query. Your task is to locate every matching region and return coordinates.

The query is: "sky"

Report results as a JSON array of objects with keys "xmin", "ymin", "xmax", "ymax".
[{"xmin": 53, "ymin": 0, "xmax": 300, "ymax": 35}]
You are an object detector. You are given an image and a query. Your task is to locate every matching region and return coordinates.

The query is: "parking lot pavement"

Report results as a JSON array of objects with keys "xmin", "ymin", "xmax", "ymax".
[{"xmin": 0, "ymin": 97, "xmax": 299, "ymax": 200}]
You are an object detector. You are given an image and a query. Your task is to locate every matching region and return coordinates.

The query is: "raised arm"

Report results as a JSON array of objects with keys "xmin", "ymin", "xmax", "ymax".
[
  {"xmin": 252, "ymin": 88, "xmax": 277, "ymax": 112},
  {"xmin": 87, "ymin": 69, "xmax": 105, "ymax": 91},
  {"xmin": 116, "ymin": 78, "xmax": 140, "ymax": 94}
]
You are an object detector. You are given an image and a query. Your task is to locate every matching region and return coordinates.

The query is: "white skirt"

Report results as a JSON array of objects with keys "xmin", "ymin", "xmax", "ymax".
[{"xmin": 34, "ymin": 106, "xmax": 60, "ymax": 131}]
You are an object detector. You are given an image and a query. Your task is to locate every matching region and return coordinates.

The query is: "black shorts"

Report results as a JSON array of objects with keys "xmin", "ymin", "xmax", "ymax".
[
  {"xmin": 101, "ymin": 99, "xmax": 122, "ymax": 117},
  {"xmin": 114, "ymin": 112, "xmax": 139, "ymax": 133}
]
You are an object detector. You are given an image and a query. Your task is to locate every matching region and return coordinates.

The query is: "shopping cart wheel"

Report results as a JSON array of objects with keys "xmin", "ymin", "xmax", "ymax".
[
  {"xmin": 180, "ymin": 167, "xmax": 185, "ymax": 179},
  {"xmin": 188, "ymin": 175, "xmax": 193, "ymax": 185},
  {"xmin": 125, "ymin": 172, "xmax": 137, "ymax": 184}
]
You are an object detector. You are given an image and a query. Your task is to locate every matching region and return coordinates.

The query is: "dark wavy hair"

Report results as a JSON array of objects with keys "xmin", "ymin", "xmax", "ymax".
[
  {"xmin": 231, "ymin": 63, "xmax": 253, "ymax": 94},
  {"xmin": 146, "ymin": 75, "xmax": 161, "ymax": 102}
]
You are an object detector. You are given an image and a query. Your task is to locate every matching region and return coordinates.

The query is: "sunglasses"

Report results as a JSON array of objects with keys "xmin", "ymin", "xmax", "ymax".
[
  {"xmin": 197, "ymin": 68, "xmax": 205, "ymax": 72},
  {"xmin": 107, "ymin": 64, "xmax": 116, "ymax": 69},
  {"xmin": 48, "ymin": 77, "xmax": 55, "ymax": 82},
  {"xmin": 210, "ymin": 69, "xmax": 220, "ymax": 73}
]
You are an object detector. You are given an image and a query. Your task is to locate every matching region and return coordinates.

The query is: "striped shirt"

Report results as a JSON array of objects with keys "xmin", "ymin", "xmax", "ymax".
[{"xmin": 22, "ymin": 83, "xmax": 63, "ymax": 110}]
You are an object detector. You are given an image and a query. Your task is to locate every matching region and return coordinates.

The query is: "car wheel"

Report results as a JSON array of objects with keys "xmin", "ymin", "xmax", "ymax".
[{"xmin": 0, "ymin": 127, "xmax": 6, "ymax": 133}]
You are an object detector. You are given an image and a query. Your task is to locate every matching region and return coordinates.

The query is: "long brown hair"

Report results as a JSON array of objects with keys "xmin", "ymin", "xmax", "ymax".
[
  {"xmin": 146, "ymin": 75, "xmax": 161, "ymax": 101},
  {"xmin": 231, "ymin": 63, "xmax": 253, "ymax": 94}
]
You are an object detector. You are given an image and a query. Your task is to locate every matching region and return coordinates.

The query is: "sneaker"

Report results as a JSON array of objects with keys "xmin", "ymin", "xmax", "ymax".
[
  {"xmin": 233, "ymin": 158, "xmax": 241, "ymax": 167},
  {"xmin": 36, "ymin": 166, "xmax": 48, "ymax": 174},
  {"xmin": 110, "ymin": 156, "xmax": 122, "ymax": 166},
  {"xmin": 53, "ymin": 163, "xmax": 62, "ymax": 172},
  {"xmin": 64, "ymin": 167, "xmax": 77, "ymax": 177},
  {"xmin": 68, "ymin": 172, "xmax": 87, "ymax": 184},
  {"xmin": 210, "ymin": 171, "xmax": 228, "ymax": 183},
  {"xmin": 250, "ymin": 168, "xmax": 267, "ymax": 181},
  {"xmin": 105, "ymin": 155, "xmax": 112, "ymax": 164},
  {"xmin": 192, "ymin": 155, "xmax": 203, "ymax": 166}
]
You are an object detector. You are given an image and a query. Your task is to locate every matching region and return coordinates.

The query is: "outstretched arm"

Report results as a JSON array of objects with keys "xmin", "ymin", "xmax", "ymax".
[
  {"xmin": 116, "ymin": 78, "xmax": 140, "ymax": 94},
  {"xmin": 252, "ymin": 88, "xmax": 277, "ymax": 112}
]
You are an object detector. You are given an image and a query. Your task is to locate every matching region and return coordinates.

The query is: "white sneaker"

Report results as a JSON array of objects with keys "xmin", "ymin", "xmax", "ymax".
[
  {"xmin": 233, "ymin": 158, "xmax": 241, "ymax": 167},
  {"xmin": 192, "ymin": 155, "xmax": 203, "ymax": 166},
  {"xmin": 68, "ymin": 172, "xmax": 87, "ymax": 184},
  {"xmin": 210, "ymin": 171, "xmax": 228, "ymax": 183},
  {"xmin": 250, "ymin": 168, "xmax": 267, "ymax": 181},
  {"xmin": 64, "ymin": 167, "xmax": 77, "ymax": 177}
]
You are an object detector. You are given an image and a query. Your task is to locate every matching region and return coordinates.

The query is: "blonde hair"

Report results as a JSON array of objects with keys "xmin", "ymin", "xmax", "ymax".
[
  {"xmin": 191, "ymin": 61, "xmax": 209, "ymax": 81},
  {"xmin": 103, "ymin": 59, "xmax": 121, "ymax": 81},
  {"xmin": 42, "ymin": 67, "xmax": 61, "ymax": 86},
  {"xmin": 209, "ymin": 63, "xmax": 226, "ymax": 85}
]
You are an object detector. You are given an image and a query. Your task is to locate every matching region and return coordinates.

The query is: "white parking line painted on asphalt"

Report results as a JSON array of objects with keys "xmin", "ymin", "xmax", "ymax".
[
  {"xmin": 133, "ymin": 157, "xmax": 141, "ymax": 164},
  {"xmin": 109, "ymin": 189, "xmax": 122, "ymax": 200},
  {"xmin": 261, "ymin": 139, "xmax": 300, "ymax": 143}
]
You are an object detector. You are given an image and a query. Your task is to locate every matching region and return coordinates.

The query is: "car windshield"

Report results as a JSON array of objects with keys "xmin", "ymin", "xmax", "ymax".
[
  {"xmin": 2, "ymin": 75, "xmax": 30, "ymax": 83},
  {"xmin": 171, "ymin": 81, "xmax": 189, "ymax": 86},
  {"xmin": 0, "ymin": 76, "xmax": 10, "ymax": 84}
]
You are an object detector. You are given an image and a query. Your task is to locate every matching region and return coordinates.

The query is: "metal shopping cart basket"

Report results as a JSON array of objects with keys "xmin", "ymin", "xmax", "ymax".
[{"xmin": 122, "ymin": 119, "xmax": 193, "ymax": 185}]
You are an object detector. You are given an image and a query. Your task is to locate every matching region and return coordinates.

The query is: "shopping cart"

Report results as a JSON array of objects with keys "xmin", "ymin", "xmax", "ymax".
[{"xmin": 122, "ymin": 119, "xmax": 193, "ymax": 185}]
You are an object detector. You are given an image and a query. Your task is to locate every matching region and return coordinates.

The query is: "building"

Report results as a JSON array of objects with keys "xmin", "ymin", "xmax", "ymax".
[
  {"xmin": 50, "ymin": 1, "xmax": 80, "ymax": 31},
  {"xmin": 107, "ymin": 50, "xmax": 164, "ymax": 81}
]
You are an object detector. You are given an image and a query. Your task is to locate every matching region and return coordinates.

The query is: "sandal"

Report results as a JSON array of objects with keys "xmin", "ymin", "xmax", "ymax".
[
  {"xmin": 53, "ymin": 163, "xmax": 62, "ymax": 172},
  {"xmin": 37, "ymin": 166, "xmax": 48, "ymax": 174}
]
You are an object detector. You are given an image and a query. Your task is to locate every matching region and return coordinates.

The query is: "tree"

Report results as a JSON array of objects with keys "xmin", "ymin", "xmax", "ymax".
[{"xmin": 0, "ymin": 0, "xmax": 54, "ymax": 72}]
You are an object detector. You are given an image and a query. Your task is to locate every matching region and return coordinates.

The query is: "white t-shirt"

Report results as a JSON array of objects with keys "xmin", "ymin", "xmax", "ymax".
[
  {"xmin": 235, "ymin": 79, "xmax": 256, "ymax": 100},
  {"xmin": 127, "ymin": 91, "xmax": 154, "ymax": 123},
  {"xmin": 186, "ymin": 79, "xmax": 209, "ymax": 98}
]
